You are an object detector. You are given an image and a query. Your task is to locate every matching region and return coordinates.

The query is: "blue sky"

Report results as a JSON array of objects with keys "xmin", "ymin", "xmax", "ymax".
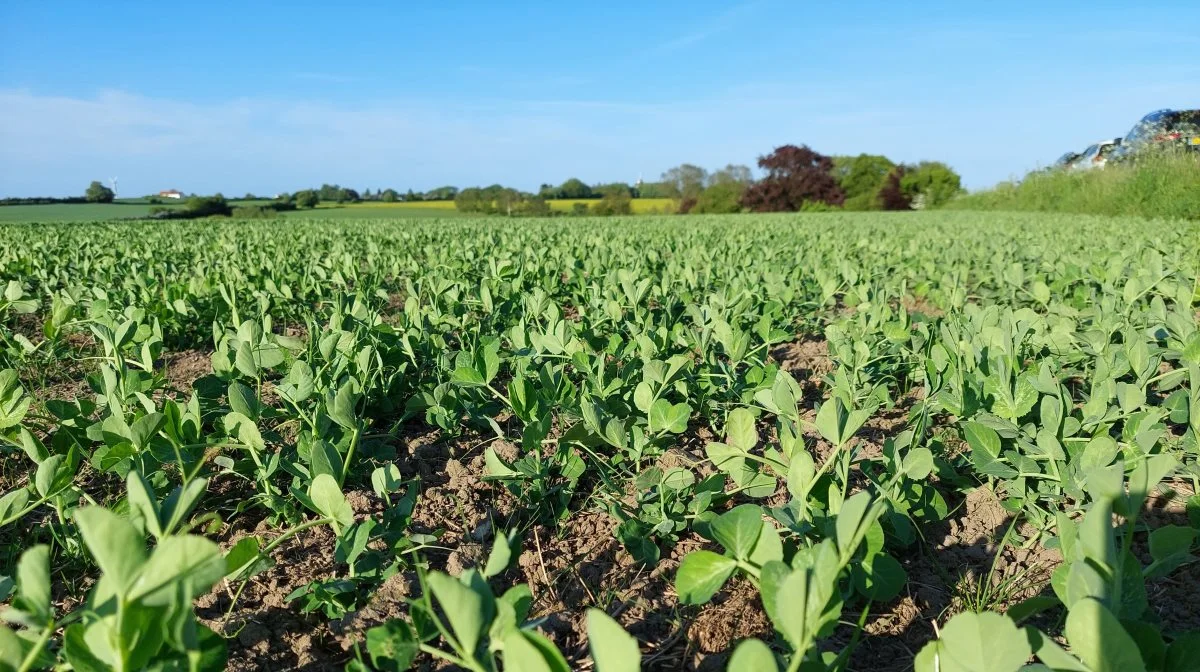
[{"xmin": 2, "ymin": 0, "xmax": 1198, "ymax": 197}]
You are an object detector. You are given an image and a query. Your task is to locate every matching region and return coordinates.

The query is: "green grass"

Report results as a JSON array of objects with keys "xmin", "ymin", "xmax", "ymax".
[
  {"xmin": 0, "ymin": 199, "xmax": 286, "ymax": 223},
  {"xmin": 945, "ymin": 152, "xmax": 1200, "ymax": 219},
  {"xmin": 0, "ymin": 203, "xmax": 170, "ymax": 222}
]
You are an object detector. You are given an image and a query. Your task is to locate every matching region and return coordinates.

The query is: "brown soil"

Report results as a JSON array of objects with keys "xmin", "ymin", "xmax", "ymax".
[
  {"xmin": 901, "ymin": 295, "xmax": 945, "ymax": 319},
  {"xmin": 163, "ymin": 349, "xmax": 214, "ymax": 393},
  {"xmin": 769, "ymin": 336, "xmax": 833, "ymax": 400},
  {"xmin": 196, "ymin": 523, "xmax": 345, "ymax": 671},
  {"xmin": 195, "ymin": 420, "xmax": 772, "ymax": 671},
  {"xmin": 843, "ymin": 486, "xmax": 1060, "ymax": 671},
  {"xmin": 1138, "ymin": 479, "xmax": 1200, "ymax": 634}
]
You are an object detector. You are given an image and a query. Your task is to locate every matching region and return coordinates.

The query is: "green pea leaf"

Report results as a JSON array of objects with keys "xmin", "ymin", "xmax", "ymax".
[
  {"xmin": 277, "ymin": 360, "xmax": 315, "ymax": 405},
  {"xmin": 451, "ymin": 365, "xmax": 485, "ymax": 387},
  {"xmin": 725, "ymin": 408, "xmax": 757, "ymax": 451},
  {"xmin": 710, "ymin": 504, "xmax": 764, "ymax": 560},
  {"xmin": 1064, "ymin": 598, "xmax": 1146, "ymax": 672},
  {"xmin": 963, "ymin": 422, "xmax": 1001, "ymax": 458},
  {"xmin": 34, "ymin": 454, "xmax": 74, "ymax": 499},
  {"xmin": 130, "ymin": 534, "xmax": 225, "ymax": 605},
  {"xmin": 483, "ymin": 530, "xmax": 516, "ymax": 579},
  {"xmin": 649, "ymin": 398, "xmax": 690, "ymax": 434},
  {"xmin": 728, "ymin": 639, "xmax": 778, "ymax": 671},
  {"xmin": 74, "ymin": 507, "xmax": 147, "ymax": 596},
  {"xmin": 11, "ymin": 544, "xmax": 52, "ymax": 626},
  {"xmin": 427, "ymin": 571, "xmax": 493, "ymax": 657},
  {"xmin": 587, "ymin": 608, "xmax": 640, "ymax": 672},
  {"xmin": 936, "ymin": 611, "xmax": 1031, "ymax": 672},
  {"xmin": 308, "ymin": 473, "xmax": 353, "ymax": 534},
  {"xmin": 675, "ymin": 550, "xmax": 736, "ymax": 605},
  {"xmin": 365, "ymin": 619, "xmax": 418, "ymax": 672},
  {"xmin": 903, "ymin": 447, "xmax": 934, "ymax": 479},
  {"xmin": 1145, "ymin": 525, "xmax": 1196, "ymax": 579}
]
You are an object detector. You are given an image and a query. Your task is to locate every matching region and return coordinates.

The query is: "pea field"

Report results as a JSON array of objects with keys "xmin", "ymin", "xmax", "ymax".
[{"xmin": 1, "ymin": 212, "xmax": 1198, "ymax": 672}]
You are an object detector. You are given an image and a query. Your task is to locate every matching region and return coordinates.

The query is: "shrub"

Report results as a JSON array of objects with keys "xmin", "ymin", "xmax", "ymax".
[
  {"xmin": 591, "ymin": 187, "xmax": 633, "ymax": 216},
  {"xmin": 799, "ymin": 200, "xmax": 837, "ymax": 212},
  {"xmin": 231, "ymin": 205, "xmax": 280, "ymax": 219},
  {"xmin": 518, "ymin": 197, "xmax": 553, "ymax": 217},
  {"xmin": 294, "ymin": 190, "xmax": 320, "ymax": 209},
  {"xmin": 182, "ymin": 194, "xmax": 231, "ymax": 217},
  {"xmin": 692, "ymin": 181, "xmax": 745, "ymax": 214}
]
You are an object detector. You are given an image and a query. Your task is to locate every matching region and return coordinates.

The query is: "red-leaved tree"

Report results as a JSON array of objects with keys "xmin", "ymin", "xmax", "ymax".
[
  {"xmin": 877, "ymin": 165, "xmax": 912, "ymax": 210},
  {"xmin": 740, "ymin": 144, "xmax": 845, "ymax": 212}
]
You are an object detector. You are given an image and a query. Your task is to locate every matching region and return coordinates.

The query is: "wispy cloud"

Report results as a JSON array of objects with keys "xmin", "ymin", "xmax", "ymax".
[
  {"xmin": 2, "ymin": 65, "xmax": 1195, "ymax": 196},
  {"xmin": 0, "ymin": 85, "xmax": 891, "ymax": 196},
  {"xmin": 656, "ymin": 30, "xmax": 715, "ymax": 53},
  {"xmin": 652, "ymin": 0, "xmax": 768, "ymax": 53}
]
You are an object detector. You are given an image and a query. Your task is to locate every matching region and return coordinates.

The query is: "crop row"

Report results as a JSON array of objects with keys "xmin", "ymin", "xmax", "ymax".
[{"xmin": 1, "ymin": 212, "xmax": 1198, "ymax": 671}]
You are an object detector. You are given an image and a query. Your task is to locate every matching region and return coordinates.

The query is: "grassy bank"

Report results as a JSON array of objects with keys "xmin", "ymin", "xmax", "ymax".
[{"xmin": 945, "ymin": 152, "xmax": 1200, "ymax": 219}]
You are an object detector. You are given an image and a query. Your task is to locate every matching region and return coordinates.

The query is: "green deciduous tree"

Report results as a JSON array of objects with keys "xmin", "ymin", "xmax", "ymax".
[
  {"xmin": 294, "ymin": 190, "xmax": 320, "ymax": 209},
  {"xmin": 901, "ymin": 161, "xmax": 963, "ymax": 208},
  {"xmin": 424, "ymin": 186, "xmax": 458, "ymax": 201},
  {"xmin": 833, "ymin": 154, "xmax": 896, "ymax": 210},
  {"xmin": 558, "ymin": 178, "xmax": 593, "ymax": 200},
  {"xmin": 661, "ymin": 164, "xmax": 708, "ymax": 201},
  {"xmin": 692, "ymin": 181, "xmax": 746, "ymax": 214},
  {"xmin": 636, "ymin": 181, "xmax": 673, "ymax": 199},
  {"xmin": 708, "ymin": 164, "xmax": 753, "ymax": 186},
  {"xmin": 85, "ymin": 181, "xmax": 115, "ymax": 203},
  {"xmin": 593, "ymin": 182, "xmax": 634, "ymax": 198},
  {"xmin": 454, "ymin": 187, "xmax": 488, "ymax": 214}
]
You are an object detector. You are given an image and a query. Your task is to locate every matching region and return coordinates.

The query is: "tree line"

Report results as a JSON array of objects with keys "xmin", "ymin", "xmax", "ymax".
[
  {"xmin": 449, "ymin": 145, "xmax": 962, "ymax": 216},
  {"xmin": 20, "ymin": 147, "xmax": 962, "ymax": 217}
]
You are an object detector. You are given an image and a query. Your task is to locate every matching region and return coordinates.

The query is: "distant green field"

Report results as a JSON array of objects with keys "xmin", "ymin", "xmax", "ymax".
[
  {"xmin": 0, "ymin": 203, "xmax": 168, "ymax": 222},
  {"xmin": 0, "ymin": 197, "xmax": 676, "ymax": 222}
]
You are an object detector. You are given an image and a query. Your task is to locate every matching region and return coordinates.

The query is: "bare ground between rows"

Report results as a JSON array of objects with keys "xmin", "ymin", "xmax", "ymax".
[
  {"xmin": 189, "ymin": 443, "xmax": 1003, "ymax": 670},
  {"xmin": 117, "ymin": 338, "xmax": 937, "ymax": 669},
  {"xmin": 195, "ymin": 430, "xmax": 1200, "ymax": 672},
  {"xmin": 15, "ymin": 335, "xmax": 1199, "ymax": 671},
  {"xmin": 842, "ymin": 479, "xmax": 1199, "ymax": 672},
  {"xmin": 195, "ymin": 426, "xmax": 778, "ymax": 671}
]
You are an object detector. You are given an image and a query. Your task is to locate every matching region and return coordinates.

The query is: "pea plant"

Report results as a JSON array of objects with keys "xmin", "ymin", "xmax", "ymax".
[{"xmin": 2, "ymin": 213, "xmax": 1198, "ymax": 670}]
